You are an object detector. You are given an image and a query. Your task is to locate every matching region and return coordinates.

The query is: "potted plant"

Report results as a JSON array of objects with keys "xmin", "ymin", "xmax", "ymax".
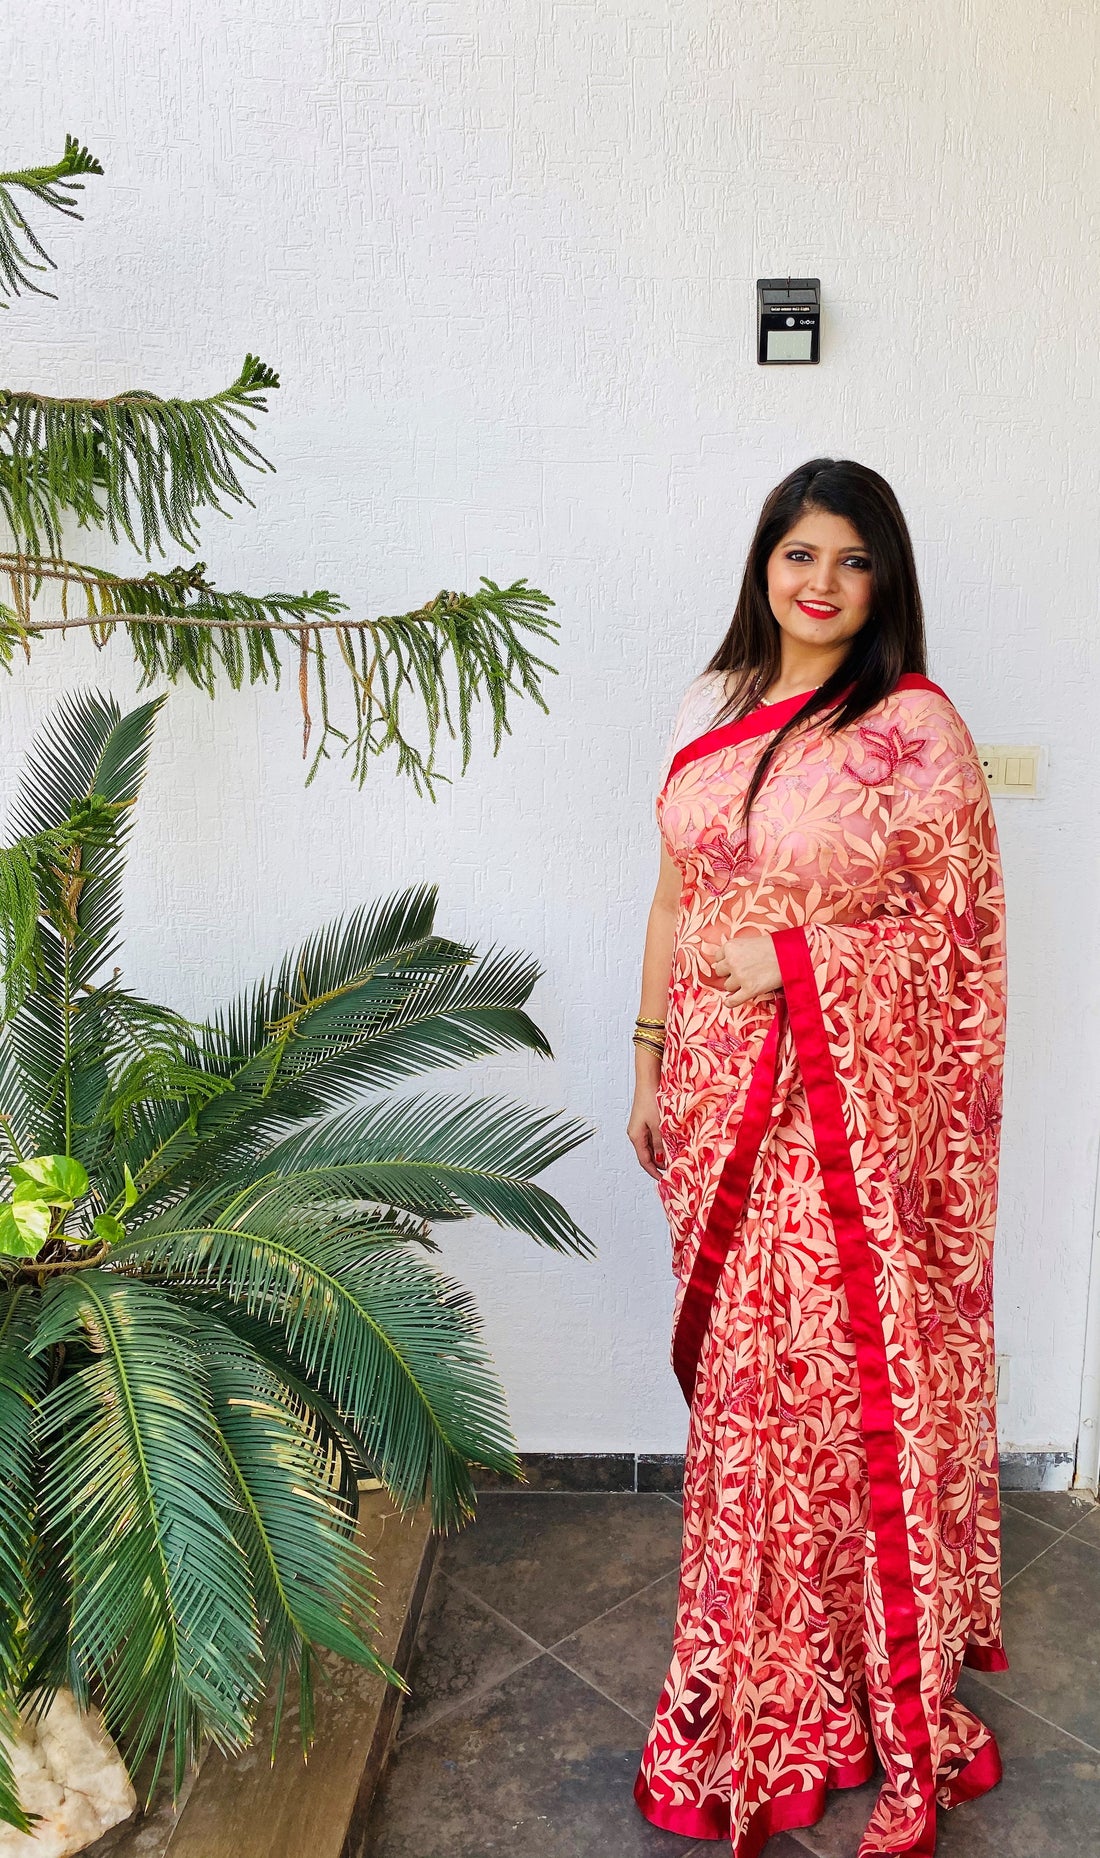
[{"xmin": 0, "ymin": 688, "xmax": 592, "ymax": 1840}]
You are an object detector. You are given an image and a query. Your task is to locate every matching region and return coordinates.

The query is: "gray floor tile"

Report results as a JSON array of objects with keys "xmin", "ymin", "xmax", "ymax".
[
  {"xmin": 789, "ymin": 1673, "xmax": 1100, "ymax": 1858},
  {"xmin": 934, "ymin": 1672, "xmax": 1100, "ymax": 1855},
  {"xmin": 368, "ymin": 1651, "xmax": 707, "ymax": 1857},
  {"xmin": 1066, "ymin": 1502, "xmax": 1100, "ymax": 1551},
  {"xmin": 770, "ymin": 1763, "xmax": 883, "ymax": 1857},
  {"xmin": 1000, "ymin": 1500, "xmax": 1070, "ymax": 1582},
  {"xmin": 1001, "ymin": 1490, "xmax": 1097, "ymax": 1531},
  {"xmin": 974, "ymin": 1532, "xmax": 1100, "ymax": 1747},
  {"xmin": 550, "ymin": 1570, "xmax": 679, "ymax": 1722},
  {"xmin": 440, "ymin": 1493, "xmax": 684, "ymax": 1646},
  {"xmin": 395, "ymin": 1569, "xmax": 542, "ymax": 1744},
  {"xmin": 370, "ymin": 1488, "xmax": 1100, "ymax": 1854}
]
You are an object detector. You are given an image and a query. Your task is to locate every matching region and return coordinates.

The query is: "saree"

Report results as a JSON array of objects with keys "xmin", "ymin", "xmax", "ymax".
[{"xmin": 633, "ymin": 673, "xmax": 1008, "ymax": 1857}]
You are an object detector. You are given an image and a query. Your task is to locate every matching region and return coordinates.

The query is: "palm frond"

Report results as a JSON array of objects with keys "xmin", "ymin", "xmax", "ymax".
[
  {"xmin": 2, "ymin": 693, "xmax": 163, "ymax": 1159},
  {"xmin": 218, "ymin": 1094, "xmax": 595, "ymax": 1255},
  {"xmin": 115, "ymin": 922, "xmax": 557, "ymax": 1219},
  {"xmin": 11, "ymin": 686, "xmax": 160, "ymax": 850},
  {"xmin": 206, "ymin": 885, "xmax": 460, "ymax": 1075},
  {"xmin": 108, "ymin": 889, "xmax": 466, "ymax": 1208},
  {"xmin": 0, "ymin": 837, "xmax": 42, "ymax": 1024},
  {"xmin": 0, "ymin": 801, "xmax": 131, "ymax": 1024},
  {"xmin": 188, "ymin": 1310, "xmax": 401, "ymax": 1748},
  {"xmin": 165, "ymin": 1290, "xmax": 377, "ymax": 1502},
  {"xmin": 0, "ymin": 136, "xmax": 101, "ymax": 306},
  {"xmin": 0, "ymin": 1045, "xmax": 33, "ymax": 1165},
  {"xmin": 33, "ymin": 1272, "xmax": 262, "ymax": 1791},
  {"xmin": 109, "ymin": 1221, "xmax": 522, "ymax": 1529},
  {"xmin": 0, "ymin": 355, "xmax": 278, "ymax": 559},
  {"xmin": 0, "ymin": 1290, "xmax": 47, "ymax": 1832}
]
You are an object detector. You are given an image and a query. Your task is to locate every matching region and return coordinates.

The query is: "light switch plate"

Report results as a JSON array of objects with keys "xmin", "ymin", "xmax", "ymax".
[{"xmin": 974, "ymin": 744, "xmax": 1043, "ymax": 797}]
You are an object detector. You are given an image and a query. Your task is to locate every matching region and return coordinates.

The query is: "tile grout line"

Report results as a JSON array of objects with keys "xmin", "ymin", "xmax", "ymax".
[
  {"xmin": 1001, "ymin": 1529, "xmax": 1078, "ymax": 1589},
  {"xmin": 393, "ymin": 1639, "xmax": 547, "ymax": 1750},
  {"xmin": 442, "ymin": 1560, "xmax": 683, "ymax": 1665},
  {"xmin": 541, "ymin": 1562, "xmax": 683, "ymax": 1651},
  {"xmin": 442, "ymin": 1571, "xmax": 550, "ymax": 1653},
  {"xmin": 963, "ymin": 1668, "xmax": 1100, "ymax": 1756},
  {"xmin": 474, "ymin": 1486, "xmax": 680, "ymax": 1499},
  {"xmin": 1000, "ymin": 1497, "xmax": 1074, "ymax": 1536},
  {"xmin": 543, "ymin": 1646, "xmax": 654, "ymax": 1731},
  {"xmin": 1063, "ymin": 1515, "xmax": 1100, "ymax": 1551},
  {"xmin": 396, "ymin": 1567, "xmax": 665, "ymax": 1746},
  {"xmin": 393, "ymin": 1571, "xmax": 547, "ymax": 1750}
]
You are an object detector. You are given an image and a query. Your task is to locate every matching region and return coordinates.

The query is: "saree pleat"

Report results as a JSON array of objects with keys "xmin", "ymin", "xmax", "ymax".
[{"xmin": 634, "ymin": 674, "xmax": 1008, "ymax": 1856}]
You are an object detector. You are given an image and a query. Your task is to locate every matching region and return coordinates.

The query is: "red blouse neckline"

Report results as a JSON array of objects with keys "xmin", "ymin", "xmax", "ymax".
[{"xmin": 662, "ymin": 672, "xmax": 948, "ymax": 790}]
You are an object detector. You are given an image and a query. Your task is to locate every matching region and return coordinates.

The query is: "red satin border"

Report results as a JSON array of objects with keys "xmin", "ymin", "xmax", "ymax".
[
  {"xmin": 770, "ymin": 920, "xmax": 939, "ymax": 1855},
  {"xmin": 671, "ymin": 995, "xmax": 786, "ymax": 1402},
  {"xmin": 662, "ymin": 671, "xmax": 947, "ymax": 792},
  {"xmin": 634, "ymin": 1731, "xmax": 1002, "ymax": 1850},
  {"xmin": 634, "ymin": 1748, "xmax": 876, "ymax": 1848},
  {"xmin": 962, "ymin": 1642, "xmax": 1010, "ymax": 1671}
]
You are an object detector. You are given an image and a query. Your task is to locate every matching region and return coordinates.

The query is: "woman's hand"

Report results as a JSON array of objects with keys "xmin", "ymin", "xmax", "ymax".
[
  {"xmin": 707, "ymin": 931, "xmax": 783, "ymax": 1004},
  {"xmin": 627, "ymin": 1080, "xmax": 666, "ymax": 1180}
]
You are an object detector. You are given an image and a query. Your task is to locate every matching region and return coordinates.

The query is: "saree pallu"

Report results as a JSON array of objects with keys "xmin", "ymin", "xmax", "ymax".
[{"xmin": 634, "ymin": 674, "xmax": 1008, "ymax": 1858}]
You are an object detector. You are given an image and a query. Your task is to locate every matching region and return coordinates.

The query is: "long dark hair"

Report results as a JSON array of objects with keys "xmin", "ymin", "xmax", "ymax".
[{"xmin": 704, "ymin": 457, "xmax": 928, "ymax": 827}]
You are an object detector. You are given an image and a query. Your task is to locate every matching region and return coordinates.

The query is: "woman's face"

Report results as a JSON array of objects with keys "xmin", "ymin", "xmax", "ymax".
[{"xmin": 765, "ymin": 507, "xmax": 875, "ymax": 653}]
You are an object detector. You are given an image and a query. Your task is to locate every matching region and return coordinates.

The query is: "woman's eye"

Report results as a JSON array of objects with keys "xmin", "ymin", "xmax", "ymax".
[{"xmin": 786, "ymin": 550, "xmax": 870, "ymax": 570}]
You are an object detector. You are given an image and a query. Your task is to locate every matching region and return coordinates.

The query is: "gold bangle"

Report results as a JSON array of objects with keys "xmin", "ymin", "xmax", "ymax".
[
  {"xmin": 634, "ymin": 1015, "xmax": 667, "ymax": 1030},
  {"xmin": 632, "ymin": 1031, "xmax": 665, "ymax": 1052}
]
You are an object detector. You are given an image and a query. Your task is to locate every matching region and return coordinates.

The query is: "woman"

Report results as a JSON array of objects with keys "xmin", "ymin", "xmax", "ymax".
[{"xmin": 628, "ymin": 458, "xmax": 1008, "ymax": 1858}]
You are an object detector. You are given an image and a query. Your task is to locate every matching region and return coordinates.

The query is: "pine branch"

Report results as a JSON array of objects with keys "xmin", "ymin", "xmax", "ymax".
[
  {"xmin": 0, "ymin": 354, "xmax": 279, "ymax": 559},
  {"xmin": 0, "ymin": 136, "xmax": 102, "ymax": 306},
  {"xmin": 0, "ymin": 556, "xmax": 558, "ymax": 795}
]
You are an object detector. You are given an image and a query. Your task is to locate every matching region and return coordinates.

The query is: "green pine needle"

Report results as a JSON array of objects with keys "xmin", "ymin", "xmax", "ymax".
[
  {"xmin": 0, "ymin": 355, "xmax": 279, "ymax": 557},
  {"xmin": 0, "ymin": 135, "xmax": 102, "ymax": 306},
  {"xmin": 0, "ymin": 555, "xmax": 559, "ymax": 796}
]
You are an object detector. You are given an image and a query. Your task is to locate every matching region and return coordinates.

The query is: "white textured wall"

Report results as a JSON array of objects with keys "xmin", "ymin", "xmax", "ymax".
[{"xmin": 5, "ymin": 0, "xmax": 1098, "ymax": 1468}]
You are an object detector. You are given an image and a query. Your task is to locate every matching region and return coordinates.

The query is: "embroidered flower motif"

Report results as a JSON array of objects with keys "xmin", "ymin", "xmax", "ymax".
[
  {"xmin": 968, "ymin": 1073, "xmax": 1002, "ymax": 1138},
  {"xmin": 694, "ymin": 826, "xmax": 755, "ymax": 898},
  {"xmin": 842, "ymin": 724, "xmax": 928, "ymax": 787},
  {"xmin": 705, "ymin": 1022, "xmax": 749, "ymax": 1064},
  {"xmin": 698, "ymin": 1559, "xmax": 732, "ymax": 1624},
  {"xmin": 951, "ymin": 894, "xmax": 981, "ymax": 947},
  {"xmin": 661, "ymin": 1127, "xmax": 687, "ymax": 1167},
  {"xmin": 888, "ymin": 1163, "xmax": 929, "ymax": 1239},
  {"xmin": 916, "ymin": 1302, "xmax": 944, "ymax": 1344},
  {"xmin": 722, "ymin": 1370, "xmax": 760, "ymax": 1416},
  {"xmin": 936, "ymin": 1461, "xmax": 979, "ymax": 1552},
  {"xmin": 953, "ymin": 1257, "xmax": 994, "ymax": 1320}
]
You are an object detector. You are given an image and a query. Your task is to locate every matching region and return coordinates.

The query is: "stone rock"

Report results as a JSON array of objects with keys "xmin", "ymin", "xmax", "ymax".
[{"xmin": 0, "ymin": 1691, "xmax": 136, "ymax": 1858}]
